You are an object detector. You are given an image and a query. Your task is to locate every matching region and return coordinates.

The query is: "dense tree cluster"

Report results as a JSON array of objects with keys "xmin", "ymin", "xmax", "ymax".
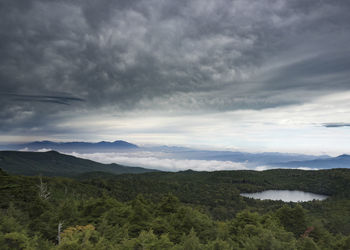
[{"xmin": 1, "ymin": 168, "xmax": 350, "ymax": 249}]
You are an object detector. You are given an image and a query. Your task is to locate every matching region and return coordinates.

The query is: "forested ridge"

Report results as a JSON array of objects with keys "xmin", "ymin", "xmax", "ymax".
[
  {"xmin": 1, "ymin": 168, "xmax": 350, "ymax": 249},
  {"xmin": 0, "ymin": 151, "xmax": 158, "ymax": 176}
]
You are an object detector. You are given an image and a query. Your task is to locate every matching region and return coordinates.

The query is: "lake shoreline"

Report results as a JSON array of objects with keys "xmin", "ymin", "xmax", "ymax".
[{"xmin": 240, "ymin": 190, "xmax": 329, "ymax": 202}]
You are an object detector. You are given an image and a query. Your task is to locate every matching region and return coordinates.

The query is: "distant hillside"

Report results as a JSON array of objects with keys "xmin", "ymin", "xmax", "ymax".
[
  {"xmin": 0, "ymin": 150, "xmax": 158, "ymax": 177},
  {"xmin": 12, "ymin": 140, "xmax": 139, "ymax": 153},
  {"xmin": 271, "ymin": 154, "xmax": 350, "ymax": 169},
  {"xmin": 147, "ymin": 146, "xmax": 330, "ymax": 167}
]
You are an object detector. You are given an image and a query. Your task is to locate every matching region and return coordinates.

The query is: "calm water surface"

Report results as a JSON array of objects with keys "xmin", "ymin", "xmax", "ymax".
[{"xmin": 240, "ymin": 190, "xmax": 328, "ymax": 202}]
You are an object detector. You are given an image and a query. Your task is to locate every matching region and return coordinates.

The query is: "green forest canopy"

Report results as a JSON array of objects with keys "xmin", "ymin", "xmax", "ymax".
[{"xmin": 1, "ymin": 168, "xmax": 350, "ymax": 249}]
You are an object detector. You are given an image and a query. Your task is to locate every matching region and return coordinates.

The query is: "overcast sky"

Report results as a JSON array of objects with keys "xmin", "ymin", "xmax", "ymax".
[{"xmin": 1, "ymin": 0, "xmax": 350, "ymax": 155}]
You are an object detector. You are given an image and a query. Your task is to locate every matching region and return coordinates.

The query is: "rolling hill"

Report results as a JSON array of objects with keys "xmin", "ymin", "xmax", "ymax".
[{"xmin": 0, "ymin": 150, "xmax": 158, "ymax": 176}]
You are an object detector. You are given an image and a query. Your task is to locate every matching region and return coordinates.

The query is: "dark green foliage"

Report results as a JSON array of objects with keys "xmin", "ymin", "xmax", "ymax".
[
  {"xmin": 297, "ymin": 237, "xmax": 320, "ymax": 250},
  {"xmin": 276, "ymin": 205, "xmax": 307, "ymax": 236},
  {"xmin": 181, "ymin": 229, "xmax": 202, "ymax": 250},
  {"xmin": 0, "ymin": 167, "xmax": 350, "ymax": 249}
]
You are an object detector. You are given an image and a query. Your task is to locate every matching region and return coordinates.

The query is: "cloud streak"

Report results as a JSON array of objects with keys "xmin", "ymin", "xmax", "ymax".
[
  {"xmin": 0, "ymin": 93, "xmax": 84, "ymax": 105},
  {"xmin": 322, "ymin": 123, "xmax": 350, "ymax": 128}
]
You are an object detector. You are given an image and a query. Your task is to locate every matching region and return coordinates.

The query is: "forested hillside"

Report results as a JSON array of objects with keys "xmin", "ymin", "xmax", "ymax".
[
  {"xmin": 0, "ymin": 151, "xmax": 158, "ymax": 176},
  {"xmin": 80, "ymin": 169, "xmax": 350, "ymax": 234},
  {"xmin": 1, "ymin": 167, "xmax": 350, "ymax": 249}
]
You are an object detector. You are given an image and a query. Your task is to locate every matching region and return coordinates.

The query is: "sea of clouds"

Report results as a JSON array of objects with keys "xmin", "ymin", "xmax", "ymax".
[
  {"xmin": 69, "ymin": 151, "xmax": 248, "ymax": 172},
  {"xmin": 21, "ymin": 147, "xmax": 320, "ymax": 172}
]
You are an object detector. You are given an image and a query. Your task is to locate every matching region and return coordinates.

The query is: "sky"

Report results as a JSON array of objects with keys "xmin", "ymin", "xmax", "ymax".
[{"xmin": 1, "ymin": 0, "xmax": 350, "ymax": 156}]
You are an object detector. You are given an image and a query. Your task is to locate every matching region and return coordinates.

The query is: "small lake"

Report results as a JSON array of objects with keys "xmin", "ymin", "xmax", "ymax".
[{"xmin": 240, "ymin": 190, "xmax": 328, "ymax": 202}]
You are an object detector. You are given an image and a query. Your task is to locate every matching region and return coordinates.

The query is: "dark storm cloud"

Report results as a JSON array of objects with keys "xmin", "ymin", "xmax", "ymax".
[{"xmin": 1, "ymin": 0, "xmax": 350, "ymax": 133}]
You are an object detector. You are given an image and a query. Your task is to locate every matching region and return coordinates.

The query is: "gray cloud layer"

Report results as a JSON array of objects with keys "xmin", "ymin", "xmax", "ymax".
[
  {"xmin": 323, "ymin": 123, "xmax": 350, "ymax": 128},
  {"xmin": 1, "ymin": 0, "xmax": 350, "ymax": 135}
]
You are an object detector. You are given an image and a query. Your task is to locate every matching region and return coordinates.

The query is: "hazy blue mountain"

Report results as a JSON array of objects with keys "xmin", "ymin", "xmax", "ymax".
[
  {"xmin": 146, "ymin": 146, "xmax": 330, "ymax": 167},
  {"xmin": 0, "ymin": 140, "xmax": 334, "ymax": 169},
  {"xmin": 0, "ymin": 150, "xmax": 157, "ymax": 177},
  {"xmin": 270, "ymin": 154, "xmax": 350, "ymax": 169},
  {"xmin": 12, "ymin": 140, "xmax": 138, "ymax": 153}
]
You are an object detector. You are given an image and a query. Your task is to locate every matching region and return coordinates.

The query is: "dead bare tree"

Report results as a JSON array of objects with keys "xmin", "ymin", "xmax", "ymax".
[
  {"xmin": 57, "ymin": 221, "xmax": 63, "ymax": 245},
  {"xmin": 37, "ymin": 175, "xmax": 50, "ymax": 200}
]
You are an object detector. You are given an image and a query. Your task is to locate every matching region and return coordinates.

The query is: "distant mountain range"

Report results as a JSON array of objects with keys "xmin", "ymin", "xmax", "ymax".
[
  {"xmin": 9, "ymin": 140, "xmax": 138, "ymax": 153},
  {"xmin": 0, "ymin": 150, "xmax": 157, "ymax": 177},
  {"xmin": 1, "ymin": 140, "xmax": 329, "ymax": 164},
  {"xmin": 1, "ymin": 140, "xmax": 349, "ymax": 170},
  {"xmin": 271, "ymin": 154, "xmax": 350, "ymax": 169},
  {"xmin": 155, "ymin": 148, "xmax": 330, "ymax": 166},
  {"xmin": 149, "ymin": 147, "xmax": 349, "ymax": 169}
]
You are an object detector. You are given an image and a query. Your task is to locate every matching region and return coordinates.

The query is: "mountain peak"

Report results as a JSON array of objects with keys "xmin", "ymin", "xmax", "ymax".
[
  {"xmin": 45, "ymin": 150, "xmax": 60, "ymax": 154},
  {"xmin": 337, "ymin": 154, "xmax": 350, "ymax": 158},
  {"xmin": 113, "ymin": 140, "xmax": 128, "ymax": 143}
]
